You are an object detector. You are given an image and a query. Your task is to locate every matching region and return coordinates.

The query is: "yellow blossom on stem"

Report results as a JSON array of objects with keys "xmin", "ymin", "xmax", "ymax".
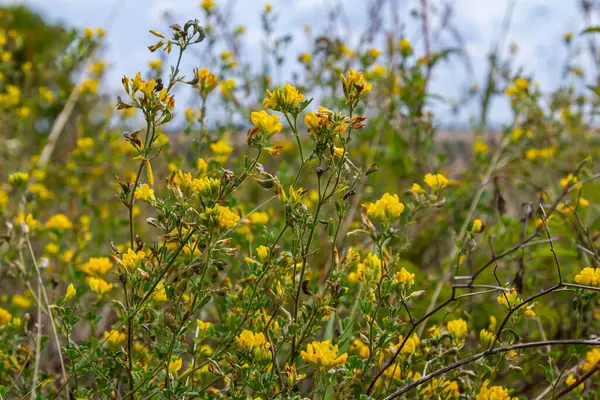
[
  {"xmin": 263, "ymin": 83, "xmax": 305, "ymax": 112},
  {"xmin": 367, "ymin": 192, "xmax": 404, "ymax": 221},
  {"xmin": 575, "ymin": 267, "xmax": 600, "ymax": 286},
  {"xmin": 135, "ymin": 183, "xmax": 155, "ymax": 202},
  {"xmin": 65, "ymin": 283, "xmax": 76, "ymax": 301},
  {"xmin": 168, "ymin": 357, "xmax": 183, "ymax": 374},
  {"xmin": 0, "ymin": 307, "xmax": 12, "ymax": 326},
  {"xmin": 472, "ymin": 218, "xmax": 484, "ymax": 233},
  {"xmin": 104, "ymin": 329, "xmax": 126, "ymax": 346},
  {"xmin": 196, "ymin": 320, "xmax": 212, "ymax": 335},
  {"xmin": 152, "ymin": 282, "xmax": 167, "ymax": 302},
  {"xmin": 497, "ymin": 288, "xmax": 521, "ymax": 308},
  {"xmin": 447, "ymin": 319, "xmax": 468, "ymax": 339},
  {"xmin": 122, "ymin": 248, "xmax": 145, "ymax": 269},
  {"xmin": 582, "ymin": 348, "xmax": 600, "ymax": 372},
  {"xmin": 251, "ymin": 110, "xmax": 283, "ymax": 137},
  {"xmin": 88, "ymin": 277, "xmax": 113, "ymax": 296},
  {"xmin": 340, "ymin": 67, "xmax": 372, "ymax": 101},
  {"xmin": 424, "ymin": 173, "xmax": 449, "ymax": 191},
  {"xmin": 300, "ymin": 340, "xmax": 348, "ymax": 369},
  {"xmin": 44, "ymin": 214, "xmax": 73, "ymax": 231},
  {"xmin": 215, "ymin": 205, "xmax": 240, "ymax": 229},
  {"xmin": 79, "ymin": 257, "xmax": 113, "ymax": 275},
  {"xmin": 395, "ymin": 267, "xmax": 415, "ymax": 286},
  {"xmin": 476, "ymin": 381, "xmax": 517, "ymax": 400},
  {"xmin": 210, "ymin": 139, "xmax": 233, "ymax": 163},
  {"xmin": 399, "ymin": 38, "xmax": 413, "ymax": 56}
]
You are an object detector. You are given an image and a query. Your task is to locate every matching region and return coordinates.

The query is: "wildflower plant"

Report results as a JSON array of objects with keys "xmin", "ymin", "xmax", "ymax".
[{"xmin": 3, "ymin": 3, "xmax": 600, "ymax": 400}]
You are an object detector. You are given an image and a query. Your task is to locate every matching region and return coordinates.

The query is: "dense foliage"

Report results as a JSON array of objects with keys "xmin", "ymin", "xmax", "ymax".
[{"xmin": 2, "ymin": 2, "xmax": 600, "ymax": 399}]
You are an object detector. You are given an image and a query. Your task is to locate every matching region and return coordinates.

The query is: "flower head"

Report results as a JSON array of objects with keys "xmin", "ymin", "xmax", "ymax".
[
  {"xmin": 80, "ymin": 257, "xmax": 113, "ymax": 275},
  {"xmin": 44, "ymin": 214, "xmax": 73, "ymax": 230},
  {"xmin": 65, "ymin": 283, "xmax": 77, "ymax": 301},
  {"xmin": 340, "ymin": 68, "xmax": 372, "ymax": 101},
  {"xmin": 104, "ymin": 329, "xmax": 126, "ymax": 346},
  {"xmin": 476, "ymin": 381, "xmax": 517, "ymax": 400},
  {"xmin": 135, "ymin": 184, "xmax": 155, "ymax": 203},
  {"xmin": 263, "ymin": 83, "xmax": 305, "ymax": 112},
  {"xmin": 300, "ymin": 340, "xmax": 348, "ymax": 369},
  {"xmin": 367, "ymin": 193, "xmax": 404, "ymax": 221},
  {"xmin": 0, "ymin": 307, "xmax": 12, "ymax": 326},
  {"xmin": 88, "ymin": 277, "xmax": 113, "ymax": 296},
  {"xmin": 447, "ymin": 319, "xmax": 468, "ymax": 339},
  {"xmin": 396, "ymin": 267, "xmax": 415, "ymax": 286},
  {"xmin": 251, "ymin": 110, "xmax": 283, "ymax": 137},
  {"xmin": 424, "ymin": 173, "xmax": 449, "ymax": 191}
]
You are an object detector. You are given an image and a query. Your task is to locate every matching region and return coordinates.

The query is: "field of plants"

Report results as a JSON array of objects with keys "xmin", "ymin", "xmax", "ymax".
[{"xmin": 2, "ymin": 1, "xmax": 600, "ymax": 399}]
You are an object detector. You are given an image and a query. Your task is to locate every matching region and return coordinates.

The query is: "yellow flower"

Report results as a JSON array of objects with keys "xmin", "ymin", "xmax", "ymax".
[
  {"xmin": 44, "ymin": 214, "xmax": 73, "ymax": 230},
  {"xmin": 447, "ymin": 319, "xmax": 468, "ymax": 339},
  {"xmin": 248, "ymin": 211, "xmax": 269, "ymax": 225},
  {"xmin": 16, "ymin": 106, "xmax": 30, "ymax": 118},
  {"xmin": 80, "ymin": 79, "xmax": 98, "ymax": 94},
  {"xmin": 0, "ymin": 190, "xmax": 7, "ymax": 209},
  {"xmin": 79, "ymin": 257, "xmax": 113, "ymax": 275},
  {"xmin": 191, "ymin": 176, "xmax": 220, "ymax": 197},
  {"xmin": 210, "ymin": 139, "xmax": 233, "ymax": 163},
  {"xmin": 88, "ymin": 277, "xmax": 113, "ymax": 296},
  {"xmin": 65, "ymin": 283, "xmax": 76, "ymax": 301},
  {"xmin": 201, "ymin": 0, "xmax": 215, "ymax": 11},
  {"xmin": 196, "ymin": 320, "xmax": 212, "ymax": 335},
  {"xmin": 104, "ymin": 329, "xmax": 126, "ymax": 346},
  {"xmin": 168, "ymin": 357, "xmax": 183, "ymax": 374},
  {"xmin": 524, "ymin": 309, "xmax": 536, "ymax": 318},
  {"xmin": 0, "ymin": 307, "xmax": 12, "ymax": 326},
  {"xmin": 366, "ymin": 193, "xmax": 404, "ymax": 221},
  {"xmin": 8, "ymin": 171, "xmax": 29, "ymax": 186},
  {"xmin": 251, "ymin": 110, "xmax": 283, "ymax": 137},
  {"xmin": 412, "ymin": 183, "xmax": 426, "ymax": 194},
  {"xmin": 340, "ymin": 68, "xmax": 372, "ymax": 100},
  {"xmin": 497, "ymin": 288, "xmax": 521, "ymax": 308},
  {"xmin": 236, "ymin": 330, "xmax": 269, "ymax": 349},
  {"xmin": 256, "ymin": 245, "xmax": 269, "ymax": 261},
  {"xmin": 122, "ymin": 249, "xmax": 145, "ymax": 269},
  {"xmin": 575, "ymin": 267, "xmax": 600, "ymax": 286},
  {"xmin": 215, "ymin": 205, "xmax": 240, "ymax": 229},
  {"xmin": 395, "ymin": 267, "xmax": 415, "ymax": 286},
  {"xmin": 220, "ymin": 79, "xmax": 236, "ymax": 96},
  {"xmin": 473, "ymin": 140, "xmax": 489, "ymax": 155},
  {"xmin": 11, "ymin": 294, "xmax": 31, "ymax": 309},
  {"xmin": 84, "ymin": 27, "xmax": 94, "ymax": 39},
  {"xmin": 476, "ymin": 381, "xmax": 517, "ymax": 400},
  {"xmin": 135, "ymin": 183, "xmax": 155, "ymax": 202},
  {"xmin": 472, "ymin": 218, "xmax": 484, "ymax": 232},
  {"xmin": 15, "ymin": 212, "xmax": 40, "ymax": 230},
  {"xmin": 480, "ymin": 329, "xmax": 495, "ymax": 347},
  {"xmin": 393, "ymin": 333, "xmax": 420, "ymax": 354},
  {"xmin": 148, "ymin": 58, "xmax": 162, "ymax": 69},
  {"xmin": 424, "ymin": 173, "xmax": 449, "ymax": 191},
  {"xmin": 300, "ymin": 340, "xmax": 348, "ymax": 369},
  {"xmin": 194, "ymin": 68, "xmax": 219, "ymax": 98},
  {"xmin": 152, "ymin": 282, "xmax": 168, "ymax": 302},
  {"xmin": 441, "ymin": 380, "xmax": 460, "ymax": 398},
  {"xmin": 582, "ymin": 348, "xmax": 600, "ymax": 372},
  {"xmin": 350, "ymin": 338, "xmax": 370, "ymax": 359},
  {"xmin": 399, "ymin": 38, "xmax": 413, "ymax": 56},
  {"xmin": 299, "ymin": 52, "xmax": 311, "ymax": 64},
  {"xmin": 263, "ymin": 83, "xmax": 305, "ymax": 112},
  {"xmin": 196, "ymin": 158, "xmax": 208, "ymax": 174}
]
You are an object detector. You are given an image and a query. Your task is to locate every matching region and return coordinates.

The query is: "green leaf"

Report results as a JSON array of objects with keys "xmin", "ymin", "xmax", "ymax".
[{"xmin": 581, "ymin": 26, "xmax": 600, "ymax": 35}]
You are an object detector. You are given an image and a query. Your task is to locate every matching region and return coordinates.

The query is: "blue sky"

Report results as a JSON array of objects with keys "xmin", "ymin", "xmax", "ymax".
[{"xmin": 1, "ymin": 0, "xmax": 596, "ymax": 127}]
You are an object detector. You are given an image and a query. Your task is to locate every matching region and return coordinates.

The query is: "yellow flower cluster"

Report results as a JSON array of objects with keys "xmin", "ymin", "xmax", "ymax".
[
  {"xmin": 263, "ymin": 83, "xmax": 305, "ymax": 112},
  {"xmin": 581, "ymin": 348, "xmax": 600, "ymax": 372},
  {"xmin": 194, "ymin": 68, "xmax": 219, "ymax": 98},
  {"xmin": 0, "ymin": 307, "xmax": 12, "ymax": 326},
  {"xmin": 196, "ymin": 319, "xmax": 212, "ymax": 335},
  {"xmin": 505, "ymin": 77, "xmax": 529, "ymax": 97},
  {"xmin": 525, "ymin": 147, "xmax": 556, "ymax": 161},
  {"xmin": 393, "ymin": 333, "xmax": 421, "ymax": 354},
  {"xmin": 214, "ymin": 205, "xmax": 240, "ymax": 229},
  {"xmin": 497, "ymin": 288, "xmax": 521, "ymax": 308},
  {"xmin": 104, "ymin": 329, "xmax": 126, "ymax": 346},
  {"xmin": 340, "ymin": 68, "xmax": 372, "ymax": 102},
  {"xmin": 348, "ymin": 252, "xmax": 381, "ymax": 283},
  {"xmin": 236, "ymin": 330, "xmax": 268, "ymax": 349},
  {"xmin": 476, "ymin": 381, "xmax": 517, "ymax": 400},
  {"xmin": 88, "ymin": 277, "xmax": 113, "ymax": 296},
  {"xmin": 135, "ymin": 183, "xmax": 155, "ymax": 202},
  {"xmin": 79, "ymin": 257, "xmax": 113, "ymax": 275},
  {"xmin": 447, "ymin": 319, "xmax": 468, "ymax": 339},
  {"xmin": 65, "ymin": 284, "xmax": 76, "ymax": 301},
  {"xmin": 395, "ymin": 267, "xmax": 415, "ymax": 286},
  {"xmin": 44, "ymin": 213, "xmax": 73, "ymax": 230},
  {"xmin": 121, "ymin": 249, "xmax": 146, "ymax": 269},
  {"xmin": 367, "ymin": 192, "xmax": 404, "ymax": 221},
  {"xmin": 300, "ymin": 340, "xmax": 348, "ymax": 369},
  {"xmin": 168, "ymin": 357, "xmax": 183, "ymax": 374},
  {"xmin": 251, "ymin": 110, "xmax": 282, "ymax": 137},
  {"xmin": 424, "ymin": 173, "xmax": 449, "ymax": 191},
  {"xmin": 210, "ymin": 139, "xmax": 233, "ymax": 163},
  {"xmin": 575, "ymin": 267, "xmax": 600, "ymax": 286},
  {"xmin": 8, "ymin": 171, "xmax": 29, "ymax": 186}
]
